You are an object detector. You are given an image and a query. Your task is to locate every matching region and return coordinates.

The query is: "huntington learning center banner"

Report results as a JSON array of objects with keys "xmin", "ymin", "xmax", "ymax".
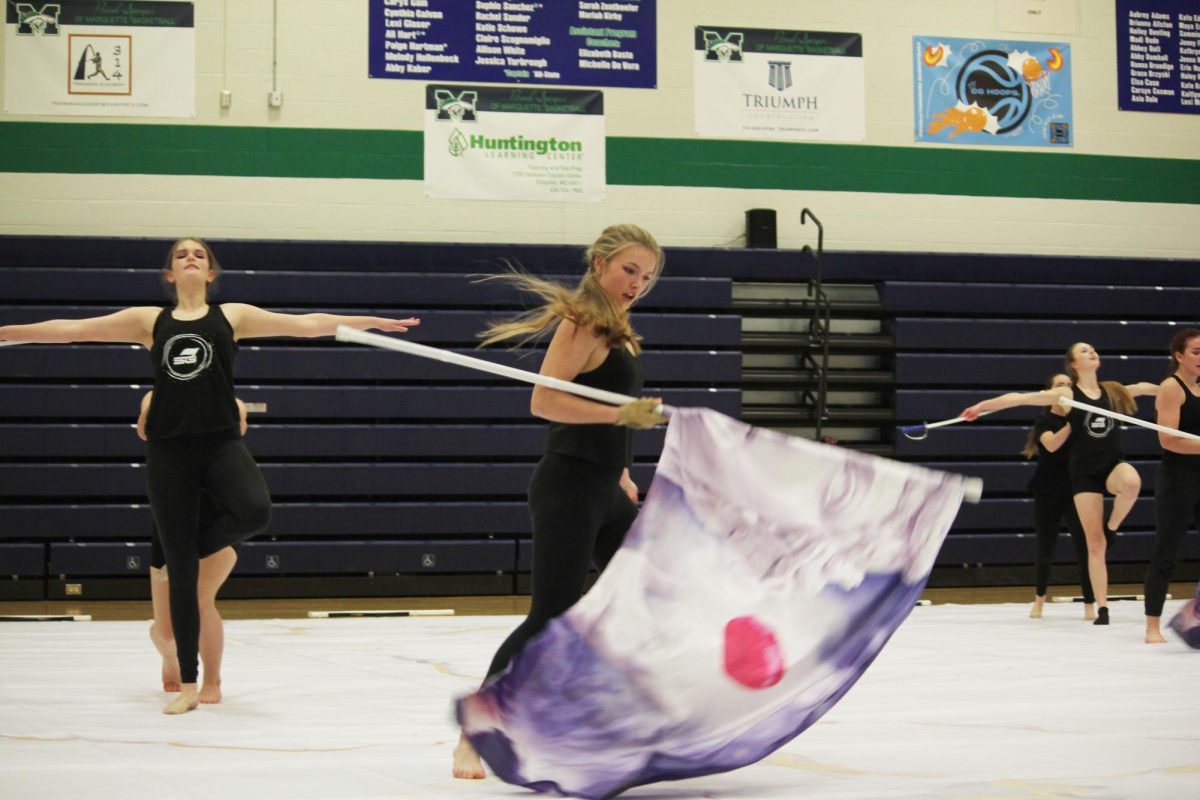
[
  {"xmin": 913, "ymin": 35, "xmax": 1073, "ymax": 147},
  {"xmin": 693, "ymin": 26, "xmax": 865, "ymax": 142},
  {"xmin": 423, "ymin": 85, "xmax": 605, "ymax": 202},
  {"xmin": 4, "ymin": 1, "xmax": 195, "ymax": 117}
]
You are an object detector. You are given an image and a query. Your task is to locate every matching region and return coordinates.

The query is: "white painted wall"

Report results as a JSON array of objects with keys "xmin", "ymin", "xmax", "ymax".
[{"xmin": 1, "ymin": 0, "xmax": 1197, "ymax": 257}]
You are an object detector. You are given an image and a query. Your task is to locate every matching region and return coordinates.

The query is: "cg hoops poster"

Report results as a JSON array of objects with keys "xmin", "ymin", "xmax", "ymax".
[{"xmin": 913, "ymin": 35, "xmax": 1073, "ymax": 147}]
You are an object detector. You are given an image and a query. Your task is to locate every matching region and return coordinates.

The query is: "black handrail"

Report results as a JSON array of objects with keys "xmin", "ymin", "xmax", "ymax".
[{"xmin": 800, "ymin": 208, "xmax": 830, "ymax": 440}]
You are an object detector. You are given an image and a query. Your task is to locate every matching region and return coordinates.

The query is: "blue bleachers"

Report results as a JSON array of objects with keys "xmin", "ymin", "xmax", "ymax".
[
  {"xmin": 1, "ymin": 268, "xmax": 733, "ymax": 310},
  {"xmin": 47, "ymin": 540, "xmax": 514, "ymax": 576},
  {"xmin": 895, "ymin": 353, "xmax": 1164, "ymax": 386},
  {"xmin": 5, "ymin": 238, "xmax": 1198, "ymax": 589},
  {"xmin": 881, "ymin": 271, "xmax": 1200, "ymax": 574},
  {"xmin": 0, "ymin": 345, "xmax": 741, "ymax": 384},
  {"xmin": 880, "ymin": 281, "xmax": 1200, "ymax": 317},
  {"xmin": 891, "ymin": 318, "xmax": 1190, "ymax": 353},
  {"xmin": 0, "ymin": 385, "xmax": 740, "ymax": 420},
  {"xmin": 0, "ymin": 423, "xmax": 668, "ymax": 460},
  {"xmin": 0, "ymin": 463, "xmax": 658, "ymax": 498},
  {"xmin": 0, "ymin": 543, "xmax": 45, "ymax": 577}
]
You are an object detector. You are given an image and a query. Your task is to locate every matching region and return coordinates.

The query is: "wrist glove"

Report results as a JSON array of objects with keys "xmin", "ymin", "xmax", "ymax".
[{"xmin": 616, "ymin": 398, "xmax": 667, "ymax": 429}]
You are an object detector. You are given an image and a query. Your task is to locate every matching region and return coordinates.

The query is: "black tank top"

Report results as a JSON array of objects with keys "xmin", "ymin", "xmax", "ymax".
[
  {"xmin": 1028, "ymin": 410, "xmax": 1071, "ymax": 492},
  {"xmin": 545, "ymin": 345, "xmax": 643, "ymax": 468},
  {"xmin": 1066, "ymin": 384, "xmax": 1121, "ymax": 475},
  {"xmin": 145, "ymin": 305, "xmax": 240, "ymax": 441},
  {"xmin": 1163, "ymin": 374, "xmax": 1200, "ymax": 471}
]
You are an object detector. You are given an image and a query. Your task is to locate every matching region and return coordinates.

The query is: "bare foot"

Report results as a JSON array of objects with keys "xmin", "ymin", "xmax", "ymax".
[
  {"xmin": 453, "ymin": 734, "xmax": 486, "ymax": 779},
  {"xmin": 1145, "ymin": 631, "xmax": 1168, "ymax": 644},
  {"xmin": 149, "ymin": 622, "xmax": 182, "ymax": 693},
  {"xmin": 1029, "ymin": 597, "xmax": 1044, "ymax": 619},
  {"xmin": 198, "ymin": 682, "xmax": 222, "ymax": 704},
  {"xmin": 163, "ymin": 685, "xmax": 199, "ymax": 715},
  {"xmin": 1084, "ymin": 603, "xmax": 1097, "ymax": 621}
]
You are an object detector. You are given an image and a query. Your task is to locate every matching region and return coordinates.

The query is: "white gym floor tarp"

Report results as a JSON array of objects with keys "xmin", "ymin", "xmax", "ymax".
[{"xmin": 1, "ymin": 601, "xmax": 1196, "ymax": 799}]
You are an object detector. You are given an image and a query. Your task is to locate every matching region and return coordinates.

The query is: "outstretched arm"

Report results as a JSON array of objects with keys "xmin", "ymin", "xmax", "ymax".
[
  {"xmin": 961, "ymin": 387, "xmax": 1068, "ymax": 421},
  {"xmin": 221, "ymin": 303, "xmax": 420, "ymax": 341},
  {"xmin": 1125, "ymin": 381, "xmax": 1159, "ymax": 398},
  {"xmin": 0, "ymin": 307, "xmax": 158, "ymax": 348}
]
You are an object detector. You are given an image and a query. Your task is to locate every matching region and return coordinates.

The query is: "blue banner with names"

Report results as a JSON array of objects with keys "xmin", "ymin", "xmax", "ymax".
[
  {"xmin": 1116, "ymin": 0, "xmax": 1200, "ymax": 114},
  {"xmin": 368, "ymin": 0, "xmax": 655, "ymax": 88}
]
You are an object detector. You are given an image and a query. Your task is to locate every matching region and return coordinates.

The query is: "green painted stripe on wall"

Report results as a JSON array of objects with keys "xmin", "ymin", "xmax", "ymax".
[{"xmin": 2, "ymin": 121, "xmax": 1196, "ymax": 204}]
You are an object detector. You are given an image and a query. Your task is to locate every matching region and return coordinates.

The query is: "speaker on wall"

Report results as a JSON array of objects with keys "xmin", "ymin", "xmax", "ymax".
[{"xmin": 745, "ymin": 208, "xmax": 777, "ymax": 249}]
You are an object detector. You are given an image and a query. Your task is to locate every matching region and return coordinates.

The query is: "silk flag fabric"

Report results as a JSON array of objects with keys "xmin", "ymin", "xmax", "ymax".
[{"xmin": 457, "ymin": 407, "xmax": 971, "ymax": 798}]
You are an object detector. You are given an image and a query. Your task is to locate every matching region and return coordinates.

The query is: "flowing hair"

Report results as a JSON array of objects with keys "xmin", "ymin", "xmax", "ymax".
[
  {"xmin": 1063, "ymin": 343, "xmax": 1136, "ymax": 415},
  {"xmin": 1167, "ymin": 328, "xmax": 1200, "ymax": 378},
  {"xmin": 477, "ymin": 224, "xmax": 664, "ymax": 353},
  {"xmin": 161, "ymin": 236, "xmax": 222, "ymax": 302}
]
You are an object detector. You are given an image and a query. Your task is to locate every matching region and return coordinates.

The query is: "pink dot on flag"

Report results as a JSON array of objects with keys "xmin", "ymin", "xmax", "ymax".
[{"xmin": 723, "ymin": 616, "xmax": 785, "ymax": 689}]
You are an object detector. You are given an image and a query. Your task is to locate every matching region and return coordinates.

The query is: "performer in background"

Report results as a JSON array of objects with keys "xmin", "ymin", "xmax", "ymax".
[
  {"xmin": 0, "ymin": 237, "xmax": 419, "ymax": 713},
  {"xmin": 1145, "ymin": 328, "xmax": 1200, "ymax": 644},
  {"xmin": 1021, "ymin": 373, "xmax": 1096, "ymax": 621},
  {"xmin": 961, "ymin": 343, "xmax": 1157, "ymax": 625}
]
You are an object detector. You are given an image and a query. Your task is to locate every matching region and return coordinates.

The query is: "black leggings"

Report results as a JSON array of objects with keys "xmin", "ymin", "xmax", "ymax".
[
  {"xmin": 146, "ymin": 437, "xmax": 271, "ymax": 684},
  {"xmin": 1144, "ymin": 462, "xmax": 1200, "ymax": 617},
  {"xmin": 1033, "ymin": 484, "xmax": 1094, "ymax": 602},
  {"xmin": 486, "ymin": 453, "xmax": 638, "ymax": 679}
]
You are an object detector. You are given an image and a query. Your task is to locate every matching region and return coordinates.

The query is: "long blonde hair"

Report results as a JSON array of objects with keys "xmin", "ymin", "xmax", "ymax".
[
  {"xmin": 477, "ymin": 224, "xmax": 664, "ymax": 353},
  {"xmin": 1064, "ymin": 342, "xmax": 1136, "ymax": 415}
]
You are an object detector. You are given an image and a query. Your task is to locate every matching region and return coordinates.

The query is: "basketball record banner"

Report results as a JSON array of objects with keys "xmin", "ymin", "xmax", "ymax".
[
  {"xmin": 694, "ymin": 27, "xmax": 865, "ymax": 142},
  {"xmin": 4, "ymin": 1, "xmax": 195, "ymax": 117},
  {"xmin": 369, "ymin": 0, "xmax": 655, "ymax": 89},
  {"xmin": 423, "ymin": 86, "xmax": 605, "ymax": 202},
  {"xmin": 913, "ymin": 36, "xmax": 1073, "ymax": 147}
]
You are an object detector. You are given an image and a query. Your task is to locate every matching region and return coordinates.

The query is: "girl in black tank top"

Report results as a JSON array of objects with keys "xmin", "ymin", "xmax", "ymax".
[
  {"xmin": 454, "ymin": 224, "xmax": 667, "ymax": 781},
  {"xmin": 0, "ymin": 237, "xmax": 421, "ymax": 714},
  {"xmin": 1024, "ymin": 374, "xmax": 1096, "ymax": 620},
  {"xmin": 1144, "ymin": 329, "xmax": 1200, "ymax": 645},
  {"xmin": 960, "ymin": 342, "xmax": 1159, "ymax": 625}
]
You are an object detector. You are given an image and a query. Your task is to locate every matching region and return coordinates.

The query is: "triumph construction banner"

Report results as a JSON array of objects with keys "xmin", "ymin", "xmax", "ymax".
[
  {"xmin": 423, "ymin": 85, "xmax": 605, "ymax": 202},
  {"xmin": 693, "ymin": 27, "xmax": 865, "ymax": 142},
  {"xmin": 913, "ymin": 35, "xmax": 1073, "ymax": 147},
  {"xmin": 4, "ymin": 1, "xmax": 194, "ymax": 117}
]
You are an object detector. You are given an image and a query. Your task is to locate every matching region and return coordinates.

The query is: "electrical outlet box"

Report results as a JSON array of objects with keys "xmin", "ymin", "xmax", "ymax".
[
  {"xmin": 219, "ymin": 90, "xmax": 232, "ymax": 108},
  {"xmin": 268, "ymin": 90, "xmax": 283, "ymax": 108}
]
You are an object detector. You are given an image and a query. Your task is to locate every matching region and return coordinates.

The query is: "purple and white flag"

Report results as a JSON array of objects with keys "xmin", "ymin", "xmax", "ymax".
[{"xmin": 458, "ymin": 407, "xmax": 970, "ymax": 798}]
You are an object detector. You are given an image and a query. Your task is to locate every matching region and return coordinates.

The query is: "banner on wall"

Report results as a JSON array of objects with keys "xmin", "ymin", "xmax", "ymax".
[
  {"xmin": 913, "ymin": 35, "xmax": 1073, "ymax": 147},
  {"xmin": 693, "ymin": 26, "xmax": 865, "ymax": 142},
  {"xmin": 368, "ymin": 0, "xmax": 656, "ymax": 89},
  {"xmin": 1116, "ymin": 0, "xmax": 1199, "ymax": 114},
  {"xmin": 423, "ymin": 85, "xmax": 605, "ymax": 202},
  {"xmin": 3, "ymin": 1, "xmax": 195, "ymax": 117}
]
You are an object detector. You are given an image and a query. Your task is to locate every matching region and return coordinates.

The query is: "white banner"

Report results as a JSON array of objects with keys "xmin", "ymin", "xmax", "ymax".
[
  {"xmin": 694, "ymin": 26, "xmax": 865, "ymax": 142},
  {"xmin": 4, "ymin": 1, "xmax": 195, "ymax": 117},
  {"xmin": 424, "ymin": 85, "xmax": 605, "ymax": 202}
]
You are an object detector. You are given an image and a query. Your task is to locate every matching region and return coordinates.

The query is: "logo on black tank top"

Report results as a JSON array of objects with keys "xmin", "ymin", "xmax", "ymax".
[
  {"xmin": 162, "ymin": 333, "xmax": 214, "ymax": 380},
  {"xmin": 1084, "ymin": 410, "xmax": 1113, "ymax": 438}
]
